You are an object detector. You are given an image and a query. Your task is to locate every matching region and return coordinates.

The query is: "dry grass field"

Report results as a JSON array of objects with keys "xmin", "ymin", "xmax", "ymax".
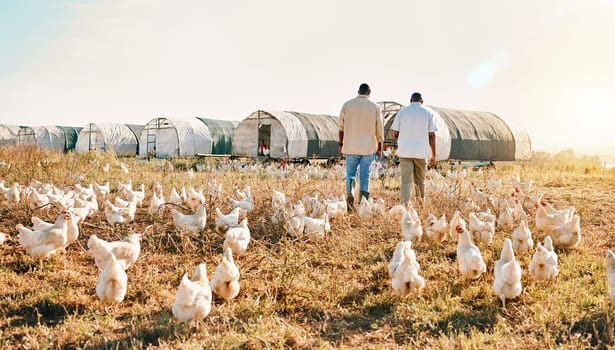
[{"xmin": 0, "ymin": 146, "xmax": 614, "ymax": 349}]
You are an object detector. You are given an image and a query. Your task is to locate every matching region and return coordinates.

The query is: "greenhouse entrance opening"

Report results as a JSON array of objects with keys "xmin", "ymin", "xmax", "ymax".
[{"xmin": 258, "ymin": 124, "xmax": 271, "ymax": 155}]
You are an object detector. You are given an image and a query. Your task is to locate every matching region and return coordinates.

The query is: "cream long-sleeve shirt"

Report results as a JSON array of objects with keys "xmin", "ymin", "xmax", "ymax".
[{"xmin": 338, "ymin": 95, "xmax": 384, "ymax": 155}]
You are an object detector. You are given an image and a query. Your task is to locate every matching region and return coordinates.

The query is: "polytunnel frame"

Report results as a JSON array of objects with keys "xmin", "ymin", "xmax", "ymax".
[
  {"xmin": 195, "ymin": 117, "xmax": 238, "ymax": 155},
  {"xmin": 77, "ymin": 123, "xmax": 142, "ymax": 156},
  {"xmin": 254, "ymin": 110, "xmax": 338, "ymax": 159},
  {"xmin": 380, "ymin": 102, "xmax": 531, "ymax": 161},
  {"xmin": 16, "ymin": 126, "xmax": 82, "ymax": 152}
]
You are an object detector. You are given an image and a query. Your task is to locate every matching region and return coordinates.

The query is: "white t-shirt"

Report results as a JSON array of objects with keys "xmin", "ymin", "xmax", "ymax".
[{"xmin": 391, "ymin": 102, "xmax": 438, "ymax": 159}]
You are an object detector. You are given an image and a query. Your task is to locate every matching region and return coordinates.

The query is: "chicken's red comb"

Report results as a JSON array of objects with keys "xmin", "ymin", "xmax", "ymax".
[
  {"xmin": 604, "ymin": 246, "xmax": 610, "ymax": 252},
  {"xmin": 455, "ymin": 224, "xmax": 464, "ymax": 233},
  {"xmin": 540, "ymin": 200, "xmax": 546, "ymax": 206},
  {"xmin": 515, "ymin": 187, "xmax": 520, "ymax": 192}
]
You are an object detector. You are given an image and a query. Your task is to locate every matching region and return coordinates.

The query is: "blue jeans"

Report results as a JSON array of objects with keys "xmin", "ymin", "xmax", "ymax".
[{"xmin": 345, "ymin": 153, "xmax": 375, "ymax": 197}]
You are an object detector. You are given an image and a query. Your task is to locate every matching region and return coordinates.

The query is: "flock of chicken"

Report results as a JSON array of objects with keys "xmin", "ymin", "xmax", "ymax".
[
  {"xmin": 0, "ymin": 162, "xmax": 254, "ymax": 324},
  {"xmin": 0, "ymin": 159, "xmax": 613, "ymax": 329},
  {"xmin": 384, "ymin": 172, "xmax": 585, "ymax": 307}
]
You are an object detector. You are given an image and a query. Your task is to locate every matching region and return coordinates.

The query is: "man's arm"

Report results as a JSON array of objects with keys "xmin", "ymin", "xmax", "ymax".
[
  {"xmin": 428, "ymin": 132, "xmax": 436, "ymax": 167},
  {"xmin": 338, "ymin": 130, "xmax": 344, "ymax": 156}
]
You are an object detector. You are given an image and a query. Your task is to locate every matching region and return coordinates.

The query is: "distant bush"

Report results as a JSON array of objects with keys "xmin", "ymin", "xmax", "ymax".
[{"xmin": 529, "ymin": 149, "xmax": 602, "ymax": 173}]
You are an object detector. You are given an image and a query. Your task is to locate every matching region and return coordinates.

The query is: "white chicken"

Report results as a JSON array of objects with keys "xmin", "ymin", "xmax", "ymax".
[
  {"xmin": 152, "ymin": 182, "xmax": 164, "ymax": 199},
  {"xmin": 68, "ymin": 205, "xmax": 93, "ymax": 225},
  {"xmin": 0, "ymin": 231, "xmax": 7, "ymax": 245},
  {"xmin": 605, "ymin": 248, "xmax": 615, "ymax": 303},
  {"xmin": 271, "ymin": 189, "xmax": 286, "ymax": 211},
  {"xmin": 215, "ymin": 207, "xmax": 241, "ymax": 235},
  {"xmin": 17, "ymin": 211, "xmax": 70, "ymax": 259},
  {"xmin": 171, "ymin": 203, "xmax": 207, "ymax": 232},
  {"xmin": 497, "ymin": 201, "xmax": 514, "ymax": 231},
  {"xmin": 456, "ymin": 225, "xmax": 487, "ymax": 280},
  {"xmin": 401, "ymin": 208, "xmax": 423, "ymax": 244},
  {"xmin": 463, "ymin": 197, "xmax": 480, "ymax": 214},
  {"xmin": 167, "ymin": 188, "xmax": 183, "ymax": 205},
  {"xmin": 303, "ymin": 213, "xmax": 330, "ymax": 239},
  {"xmin": 3, "ymin": 182, "xmax": 21, "ymax": 204},
  {"xmin": 233, "ymin": 185, "xmax": 251, "ymax": 201},
  {"xmin": 550, "ymin": 214, "xmax": 581, "ymax": 248},
  {"xmin": 512, "ymin": 199, "xmax": 528, "ymax": 225},
  {"xmin": 123, "ymin": 183, "xmax": 145, "ymax": 207},
  {"xmin": 528, "ymin": 236, "xmax": 558, "ymax": 280},
  {"xmin": 511, "ymin": 220, "xmax": 534, "ymax": 253},
  {"xmin": 185, "ymin": 187, "xmax": 205, "ymax": 212},
  {"xmin": 103, "ymin": 200, "xmax": 137, "ymax": 225},
  {"xmin": 93, "ymin": 181, "xmax": 110, "ymax": 199},
  {"xmin": 207, "ymin": 181, "xmax": 223, "ymax": 201},
  {"xmin": 511, "ymin": 177, "xmax": 533, "ymax": 193},
  {"xmin": 493, "ymin": 238, "xmax": 522, "ymax": 307},
  {"xmin": 210, "ymin": 248, "xmax": 240, "ymax": 301},
  {"xmin": 223, "ymin": 218, "xmax": 251, "ymax": 254},
  {"xmin": 119, "ymin": 162, "xmax": 129, "ymax": 174},
  {"xmin": 449, "ymin": 211, "xmax": 466, "ymax": 241},
  {"xmin": 535, "ymin": 202, "xmax": 575, "ymax": 232},
  {"xmin": 113, "ymin": 196, "xmax": 133, "ymax": 208},
  {"xmin": 96, "ymin": 254, "xmax": 128, "ymax": 303},
  {"xmin": 477, "ymin": 209, "xmax": 496, "ymax": 225},
  {"xmin": 389, "ymin": 241, "xmax": 424, "ymax": 297},
  {"xmin": 468, "ymin": 212, "xmax": 495, "ymax": 245},
  {"xmin": 372, "ymin": 197, "xmax": 387, "ymax": 217},
  {"xmin": 172, "ymin": 263, "xmax": 213, "ymax": 324},
  {"xmin": 286, "ymin": 202, "xmax": 306, "ymax": 237},
  {"xmin": 523, "ymin": 193, "xmax": 543, "ymax": 211},
  {"xmin": 29, "ymin": 188, "xmax": 49, "ymax": 209},
  {"xmin": 388, "ymin": 204, "xmax": 408, "ymax": 221},
  {"xmin": 228, "ymin": 195, "xmax": 254, "ymax": 215},
  {"xmin": 424, "ymin": 213, "xmax": 448, "ymax": 243},
  {"xmin": 87, "ymin": 233, "xmax": 141, "ymax": 270},
  {"xmin": 357, "ymin": 196, "xmax": 374, "ymax": 219},
  {"xmin": 148, "ymin": 192, "xmax": 165, "ymax": 216}
]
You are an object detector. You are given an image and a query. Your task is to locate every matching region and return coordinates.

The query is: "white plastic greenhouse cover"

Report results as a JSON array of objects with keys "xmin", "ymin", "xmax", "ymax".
[
  {"xmin": 139, "ymin": 117, "xmax": 212, "ymax": 158},
  {"xmin": 424, "ymin": 106, "xmax": 453, "ymax": 162},
  {"xmin": 17, "ymin": 126, "xmax": 66, "ymax": 151},
  {"xmin": 76, "ymin": 123, "xmax": 140, "ymax": 156},
  {"xmin": 0, "ymin": 125, "xmax": 20, "ymax": 146},
  {"xmin": 232, "ymin": 110, "xmax": 339, "ymax": 159}
]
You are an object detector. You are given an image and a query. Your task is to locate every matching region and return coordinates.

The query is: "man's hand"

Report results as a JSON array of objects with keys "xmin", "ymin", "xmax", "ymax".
[
  {"xmin": 339, "ymin": 144, "xmax": 344, "ymax": 157},
  {"xmin": 429, "ymin": 156, "xmax": 436, "ymax": 168}
]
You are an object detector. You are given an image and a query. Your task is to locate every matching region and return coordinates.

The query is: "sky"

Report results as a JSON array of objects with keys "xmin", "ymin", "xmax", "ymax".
[{"xmin": 1, "ymin": 0, "xmax": 614, "ymax": 155}]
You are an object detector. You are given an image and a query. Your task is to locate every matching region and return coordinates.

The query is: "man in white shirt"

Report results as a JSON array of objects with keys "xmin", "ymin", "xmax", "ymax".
[{"xmin": 391, "ymin": 92, "xmax": 437, "ymax": 205}]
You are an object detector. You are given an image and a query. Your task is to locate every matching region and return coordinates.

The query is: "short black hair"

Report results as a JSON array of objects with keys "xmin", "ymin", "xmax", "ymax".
[
  {"xmin": 358, "ymin": 83, "xmax": 371, "ymax": 95},
  {"xmin": 410, "ymin": 92, "xmax": 422, "ymax": 102}
]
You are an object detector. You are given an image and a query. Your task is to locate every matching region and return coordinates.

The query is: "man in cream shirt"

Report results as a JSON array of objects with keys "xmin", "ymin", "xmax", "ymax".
[
  {"xmin": 391, "ymin": 92, "xmax": 437, "ymax": 206},
  {"xmin": 338, "ymin": 83, "xmax": 384, "ymax": 211}
]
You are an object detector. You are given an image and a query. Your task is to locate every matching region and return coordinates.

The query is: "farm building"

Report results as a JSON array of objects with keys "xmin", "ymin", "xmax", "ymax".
[
  {"xmin": 383, "ymin": 103, "xmax": 531, "ymax": 161},
  {"xmin": 0, "ymin": 125, "xmax": 20, "ymax": 146},
  {"xmin": 196, "ymin": 118, "xmax": 239, "ymax": 155},
  {"xmin": 231, "ymin": 110, "xmax": 339, "ymax": 159},
  {"xmin": 16, "ymin": 126, "xmax": 82, "ymax": 152},
  {"xmin": 139, "ymin": 117, "xmax": 238, "ymax": 158},
  {"xmin": 75, "ymin": 123, "xmax": 144, "ymax": 156}
]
